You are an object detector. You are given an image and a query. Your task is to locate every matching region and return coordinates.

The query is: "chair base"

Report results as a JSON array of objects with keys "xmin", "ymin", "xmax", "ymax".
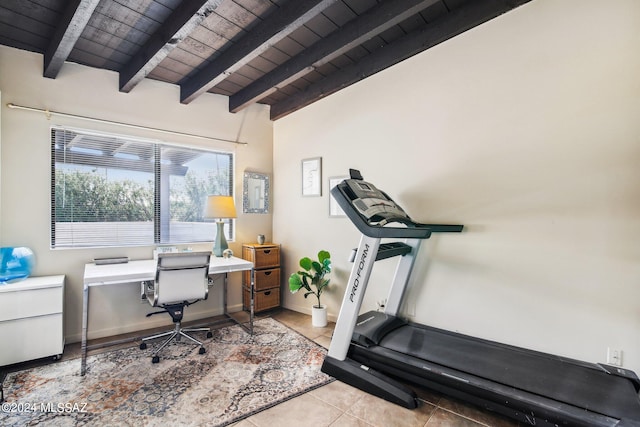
[{"xmin": 140, "ymin": 322, "xmax": 212, "ymax": 363}]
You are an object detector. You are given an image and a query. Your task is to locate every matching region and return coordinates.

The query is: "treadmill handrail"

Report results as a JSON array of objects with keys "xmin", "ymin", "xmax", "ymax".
[{"xmin": 331, "ymin": 181, "xmax": 463, "ymax": 239}]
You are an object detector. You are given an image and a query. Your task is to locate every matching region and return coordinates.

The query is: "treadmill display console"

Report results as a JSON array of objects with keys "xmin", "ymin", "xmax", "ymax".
[
  {"xmin": 344, "ymin": 178, "xmax": 409, "ymax": 226},
  {"xmin": 331, "ymin": 169, "xmax": 446, "ymax": 238}
]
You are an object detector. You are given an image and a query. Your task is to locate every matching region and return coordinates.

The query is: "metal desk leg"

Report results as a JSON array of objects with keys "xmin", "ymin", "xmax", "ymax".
[
  {"xmin": 81, "ymin": 283, "xmax": 89, "ymax": 376},
  {"xmin": 223, "ymin": 272, "xmax": 228, "ymax": 316},
  {"xmin": 249, "ymin": 268, "xmax": 254, "ymax": 334},
  {"xmin": 219, "ymin": 269, "xmax": 254, "ymax": 335}
]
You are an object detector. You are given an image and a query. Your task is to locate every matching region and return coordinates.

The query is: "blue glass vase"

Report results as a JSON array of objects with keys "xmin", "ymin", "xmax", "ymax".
[{"xmin": 0, "ymin": 247, "xmax": 35, "ymax": 284}]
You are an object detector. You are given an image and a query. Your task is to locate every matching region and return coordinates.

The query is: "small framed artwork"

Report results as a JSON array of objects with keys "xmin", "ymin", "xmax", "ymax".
[
  {"xmin": 301, "ymin": 157, "xmax": 322, "ymax": 196},
  {"xmin": 329, "ymin": 176, "xmax": 348, "ymax": 217}
]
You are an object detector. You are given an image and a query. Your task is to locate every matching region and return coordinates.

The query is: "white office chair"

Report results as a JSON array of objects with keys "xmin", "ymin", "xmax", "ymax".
[{"xmin": 139, "ymin": 252, "xmax": 213, "ymax": 363}]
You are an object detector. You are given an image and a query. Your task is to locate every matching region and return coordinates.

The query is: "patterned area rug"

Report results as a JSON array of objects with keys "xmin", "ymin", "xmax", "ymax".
[{"xmin": 1, "ymin": 318, "xmax": 333, "ymax": 426}]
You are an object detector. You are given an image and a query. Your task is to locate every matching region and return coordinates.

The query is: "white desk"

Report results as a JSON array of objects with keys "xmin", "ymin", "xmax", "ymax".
[{"xmin": 81, "ymin": 256, "xmax": 254, "ymax": 376}]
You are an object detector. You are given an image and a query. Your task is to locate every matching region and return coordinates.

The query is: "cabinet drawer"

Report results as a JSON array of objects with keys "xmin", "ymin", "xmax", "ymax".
[
  {"xmin": 0, "ymin": 286, "xmax": 63, "ymax": 322},
  {"xmin": 251, "ymin": 268, "xmax": 280, "ymax": 291},
  {"xmin": 242, "ymin": 268, "xmax": 280, "ymax": 290},
  {"xmin": 243, "ymin": 287, "xmax": 280, "ymax": 312},
  {"xmin": 0, "ymin": 313, "xmax": 64, "ymax": 365},
  {"xmin": 243, "ymin": 245, "xmax": 280, "ymax": 269}
]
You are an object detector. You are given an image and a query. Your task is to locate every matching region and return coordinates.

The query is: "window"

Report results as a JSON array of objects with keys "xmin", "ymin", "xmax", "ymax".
[{"xmin": 51, "ymin": 127, "xmax": 234, "ymax": 248}]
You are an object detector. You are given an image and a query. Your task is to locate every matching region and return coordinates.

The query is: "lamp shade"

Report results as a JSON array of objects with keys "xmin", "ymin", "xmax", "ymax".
[{"xmin": 204, "ymin": 195, "xmax": 237, "ymax": 219}]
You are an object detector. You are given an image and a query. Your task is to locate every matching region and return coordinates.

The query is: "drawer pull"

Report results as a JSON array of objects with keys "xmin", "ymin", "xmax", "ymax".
[
  {"xmin": 264, "ymin": 271, "xmax": 272, "ymax": 276},
  {"xmin": 264, "ymin": 291, "xmax": 271, "ymax": 296},
  {"xmin": 263, "ymin": 250, "xmax": 271, "ymax": 254}
]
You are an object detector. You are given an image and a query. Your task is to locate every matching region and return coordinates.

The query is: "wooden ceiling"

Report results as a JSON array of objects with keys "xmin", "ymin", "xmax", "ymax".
[{"xmin": 0, "ymin": 0, "xmax": 531, "ymax": 120}]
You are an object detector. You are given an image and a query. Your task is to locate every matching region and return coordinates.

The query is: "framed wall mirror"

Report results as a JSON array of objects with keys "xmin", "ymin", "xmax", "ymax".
[{"xmin": 243, "ymin": 172, "xmax": 270, "ymax": 214}]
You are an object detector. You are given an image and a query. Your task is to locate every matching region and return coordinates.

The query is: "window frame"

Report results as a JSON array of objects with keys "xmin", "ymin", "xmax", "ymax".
[{"xmin": 50, "ymin": 126, "xmax": 235, "ymax": 249}]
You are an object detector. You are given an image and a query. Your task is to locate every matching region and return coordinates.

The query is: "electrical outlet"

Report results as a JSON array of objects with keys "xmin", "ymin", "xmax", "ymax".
[{"xmin": 607, "ymin": 348, "xmax": 623, "ymax": 366}]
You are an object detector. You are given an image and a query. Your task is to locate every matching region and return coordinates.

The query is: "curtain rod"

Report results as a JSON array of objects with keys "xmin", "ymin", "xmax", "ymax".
[{"xmin": 5, "ymin": 103, "xmax": 248, "ymax": 146}]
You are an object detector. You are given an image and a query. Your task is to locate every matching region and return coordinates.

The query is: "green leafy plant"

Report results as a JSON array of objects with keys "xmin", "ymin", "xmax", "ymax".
[{"xmin": 289, "ymin": 250, "xmax": 331, "ymax": 308}]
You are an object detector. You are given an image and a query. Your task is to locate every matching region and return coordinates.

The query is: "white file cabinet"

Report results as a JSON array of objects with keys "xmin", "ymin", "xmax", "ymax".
[{"xmin": 0, "ymin": 275, "xmax": 65, "ymax": 366}]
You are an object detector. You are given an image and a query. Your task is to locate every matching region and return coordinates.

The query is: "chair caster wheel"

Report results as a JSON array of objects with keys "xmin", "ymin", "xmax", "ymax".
[
  {"xmin": 199, "ymin": 347, "xmax": 206, "ymax": 355},
  {"xmin": 140, "ymin": 342, "xmax": 147, "ymax": 350},
  {"xmin": 206, "ymin": 331, "xmax": 213, "ymax": 338},
  {"xmin": 152, "ymin": 355, "xmax": 160, "ymax": 363}
]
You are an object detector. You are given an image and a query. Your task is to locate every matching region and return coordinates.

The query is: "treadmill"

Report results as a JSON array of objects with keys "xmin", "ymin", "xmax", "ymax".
[{"xmin": 322, "ymin": 169, "xmax": 640, "ymax": 427}]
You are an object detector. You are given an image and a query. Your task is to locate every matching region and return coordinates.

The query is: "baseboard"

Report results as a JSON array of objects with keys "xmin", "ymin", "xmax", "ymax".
[
  {"xmin": 282, "ymin": 303, "xmax": 337, "ymax": 323},
  {"xmin": 65, "ymin": 304, "xmax": 243, "ymax": 344}
]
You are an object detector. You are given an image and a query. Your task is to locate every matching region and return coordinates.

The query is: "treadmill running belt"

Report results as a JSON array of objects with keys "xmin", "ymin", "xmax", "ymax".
[{"xmin": 378, "ymin": 324, "xmax": 640, "ymax": 419}]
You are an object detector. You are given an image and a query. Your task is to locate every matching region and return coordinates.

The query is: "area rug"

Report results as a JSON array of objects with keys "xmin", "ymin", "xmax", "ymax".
[{"xmin": 0, "ymin": 318, "xmax": 333, "ymax": 426}]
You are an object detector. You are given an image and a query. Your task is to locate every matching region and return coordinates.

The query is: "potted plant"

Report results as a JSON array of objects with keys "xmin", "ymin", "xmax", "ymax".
[{"xmin": 289, "ymin": 250, "xmax": 331, "ymax": 327}]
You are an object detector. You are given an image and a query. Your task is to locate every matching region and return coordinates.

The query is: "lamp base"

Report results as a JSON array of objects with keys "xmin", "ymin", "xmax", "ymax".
[{"xmin": 213, "ymin": 221, "xmax": 228, "ymax": 257}]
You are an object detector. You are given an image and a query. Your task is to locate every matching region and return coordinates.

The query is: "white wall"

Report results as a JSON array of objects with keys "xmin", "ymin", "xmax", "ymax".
[
  {"xmin": 273, "ymin": 0, "xmax": 640, "ymax": 372},
  {"xmin": 0, "ymin": 46, "xmax": 273, "ymax": 342}
]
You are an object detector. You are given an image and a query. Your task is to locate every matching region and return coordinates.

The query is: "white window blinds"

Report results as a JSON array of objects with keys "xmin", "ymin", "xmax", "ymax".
[{"xmin": 51, "ymin": 127, "xmax": 233, "ymax": 248}]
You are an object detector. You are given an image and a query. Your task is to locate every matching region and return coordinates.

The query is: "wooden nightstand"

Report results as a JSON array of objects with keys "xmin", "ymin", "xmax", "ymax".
[{"xmin": 242, "ymin": 243, "xmax": 280, "ymax": 312}]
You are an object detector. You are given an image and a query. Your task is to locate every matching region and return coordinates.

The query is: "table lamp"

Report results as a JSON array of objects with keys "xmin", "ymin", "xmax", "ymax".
[{"xmin": 204, "ymin": 195, "xmax": 237, "ymax": 256}]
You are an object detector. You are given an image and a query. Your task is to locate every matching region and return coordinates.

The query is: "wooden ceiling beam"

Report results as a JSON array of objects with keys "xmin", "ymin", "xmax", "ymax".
[
  {"xmin": 269, "ymin": 0, "xmax": 532, "ymax": 120},
  {"xmin": 43, "ymin": 0, "xmax": 100, "ymax": 78},
  {"xmin": 180, "ymin": 0, "xmax": 337, "ymax": 104},
  {"xmin": 229, "ymin": 0, "xmax": 441, "ymax": 113},
  {"xmin": 119, "ymin": 0, "xmax": 224, "ymax": 93}
]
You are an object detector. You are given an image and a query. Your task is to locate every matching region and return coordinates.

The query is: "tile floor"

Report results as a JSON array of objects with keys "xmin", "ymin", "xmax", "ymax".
[{"xmin": 1, "ymin": 309, "xmax": 522, "ymax": 426}]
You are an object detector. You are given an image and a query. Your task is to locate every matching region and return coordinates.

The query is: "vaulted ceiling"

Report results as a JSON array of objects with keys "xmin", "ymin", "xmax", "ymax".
[{"xmin": 0, "ymin": 0, "xmax": 531, "ymax": 120}]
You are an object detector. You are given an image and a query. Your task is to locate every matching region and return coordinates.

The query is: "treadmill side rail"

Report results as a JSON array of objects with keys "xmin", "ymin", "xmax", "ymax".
[
  {"xmin": 321, "ymin": 356, "xmax": 418, "ymax": 409},
  {"xmin": 598, "ymin": 363, "xmax": 640, "ymax": 392}
]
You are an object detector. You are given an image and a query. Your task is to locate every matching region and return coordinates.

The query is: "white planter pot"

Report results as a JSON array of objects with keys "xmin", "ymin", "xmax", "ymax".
[{"xmin": 312, "ymin": 305, "xmax": 327, "ymax": 327}]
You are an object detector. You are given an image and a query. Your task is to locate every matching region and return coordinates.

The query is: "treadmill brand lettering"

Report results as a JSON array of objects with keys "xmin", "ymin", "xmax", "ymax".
[{"xmin": 349, "ymin": 244, "xmax": 369, "ymax": 302}]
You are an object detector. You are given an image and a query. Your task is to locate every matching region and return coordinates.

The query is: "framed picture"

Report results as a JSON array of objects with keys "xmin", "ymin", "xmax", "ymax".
[
  {"xmin": 329, "ymin": 176, "xmax": 348, "ymax": 217},
  {"xmin": 301, "ymin": 157, "xmax": 322, "ymax": 196}
]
